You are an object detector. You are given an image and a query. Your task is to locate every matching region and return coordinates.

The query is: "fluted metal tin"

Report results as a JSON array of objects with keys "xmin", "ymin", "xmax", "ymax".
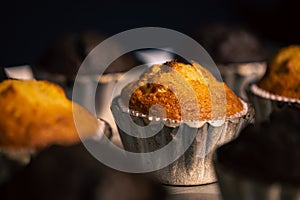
[
  {"xmin": 247, "ymin": 84, "xmax": 300, "ymax": 122},
  {"xmin": 111, "ymin": 97, "xmax": 254, "ymax": 185},
  {"xmin": 214, "ymin": 143, "xmax": 300, "ymax": 200},
  {"xmin": 219, "ymin": 62, "xmax": 266, "ymax": 100}
]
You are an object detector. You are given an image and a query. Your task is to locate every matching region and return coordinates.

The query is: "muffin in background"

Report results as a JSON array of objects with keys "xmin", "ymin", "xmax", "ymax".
[
  {"xmin": 0, "ymin": 79, "xmax": 106, "ymax": 184},
  {"xmin": 192, "ymin": 24, "xmax": 271, "ymax": 64},
  {"xmin": 0, "ymin": 79, "xmax": 99, "ymax": 151},
  {"xmin": 33, "ymin": 31, "xmax": 140, "ymax": 102},
  {"xmin": 34, "ymin": 31, "xmax": 139, "ymax": 82},
  {"xmin": 214, "ymin": 108, "xmax": 300, "ymax": 200},
  {"xmin": 248, "ymin": 45, "xmax": 300, "ymax": 122},
  {"xmin": 111, "ymin": 60, "xmax": 253, "ymax": 185},
  {"xmin": 192, "ymin": 24, "xmax": 274, "ymax": 100},
  {"xmin": 34, "ymin": 31, "xmax": 142, "ymax": 138},
  {"xmin": 258, "ymin": 45, "xmax": 300, "ymax": 99}
]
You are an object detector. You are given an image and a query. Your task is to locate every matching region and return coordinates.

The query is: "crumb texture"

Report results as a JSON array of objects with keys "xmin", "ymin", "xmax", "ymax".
[{"xmin": 121, "ymin": 61, "xmax": 243, "ymax": 121}]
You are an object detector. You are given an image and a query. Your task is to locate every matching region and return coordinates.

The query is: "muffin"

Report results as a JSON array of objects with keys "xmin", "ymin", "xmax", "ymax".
[
  {"xmin": 34, "ymin": 32, "xmax": 139, "ymax": 81},
  {"xmin": 192, "ymin": 24, "xmax": 270, "ymax": 64},
  {"xmin": 0, "ymin": 79, "xmax": 100, "ymax": 150},
  {"xmin": 111, "ymin": 61, "xmax": 253, "ymax": 185},
  {"xmin": 34, "ymin": 32, "xmax": 141, "ymax": 139},
  {"xmin": 214, "ymin": 108, "xmax": 300, "ymax": 200},
  {"xmin": 247, "ymin": 45, "xmax": 300, "ymax": 122},
  {"xmin": 0, "ymin": 79, "xmax": 105, "ymax": 183},
  {"xmin": 192, "ymin": 24, "xmax": 273, "ymax": 100},
  {"xmin": 258, "ymin": 45, "xmax": 300, "ymax": 99}
]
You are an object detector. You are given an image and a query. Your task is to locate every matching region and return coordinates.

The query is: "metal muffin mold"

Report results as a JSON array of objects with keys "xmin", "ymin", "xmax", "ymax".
[
  {"xmin": 247, "ymin": 84, "xmax": 300, "ymax": 122},
  {"xmin": 111, "ymin": 96, "xmax": 254, "ymax": 185}
]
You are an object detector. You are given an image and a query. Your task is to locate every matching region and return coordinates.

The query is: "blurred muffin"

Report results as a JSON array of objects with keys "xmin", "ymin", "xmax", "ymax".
[
  {"xmin": 33, "ymin": 31, "xmax": 142, "ymax": 141},
  {"xmin": 34, "ymin": 31, "xmax": 139, "ymax": 81},
  {"xmin": 0, "ymin": 79, "xmax": 99, "ymax": 150},
  {"xmin": 111, "ymin": 61, "xmax": 253, "ymax": 185},
  {"xmin": 193, "ymin": 24, "xmax": 271, "ymax": 64},
  {"xmin": 193, "ymin": 24, "xmax": 273, "ymax": 100},
  {"xmin": 258, "ymin": 45, "xmax": 300, "ymax": 99},
  {"xmin": 34, "ymin": 32, "xmax": 141, "ymax": 138},
  {"xmin": 248, "ymin": 45, "xmax": 300, "ymax": 121},
  {"xmin": 0, "ymin": 79, "xmax": 105, "ymax": 184},
  {"xmin": 214, "ymin": 108, "xmax": 300, "ymax": 200}
]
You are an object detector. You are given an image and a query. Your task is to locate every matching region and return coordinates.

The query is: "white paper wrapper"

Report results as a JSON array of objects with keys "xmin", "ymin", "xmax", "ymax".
[
  {"xmin": 214, "ymin": 143, "xmax": 300, "ymax": 200},
  {"xmin": 111, "ymin": 96, "xmax": 254, "ymax": 185},
  {"xmin": 219, "ymin": 62, "xmax": 266, "ymax": 100},
  {"xmin": 247, "ymin": 84, "xmax": 300, "ymax": 122}
]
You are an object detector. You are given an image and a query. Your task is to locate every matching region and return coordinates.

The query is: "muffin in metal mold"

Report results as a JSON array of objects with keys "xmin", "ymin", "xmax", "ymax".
[
  {"xmin": 247, "ymin": 84, "xmax": 300, "ymax": 122},
  {"xmin": 247, "ymin": 45, "xmax": 300, "ymax": 122},
  {"xmin": 111, "ymin": 96, "xmax": 253, "ymax": 185}
]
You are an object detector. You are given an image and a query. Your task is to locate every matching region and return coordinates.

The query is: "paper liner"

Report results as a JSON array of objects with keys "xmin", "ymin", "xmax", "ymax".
[
  {"xmin": 111, "ymin": 96, "xmax": 254, "ymax": 185},
  {"xmin": 219, "ymin": 62, "xmax": 266, "ymax": 100},
  {"xmin": 214, "ymin": 144, "xmax": 300, "ymax": 200},
  {"xmin": 247, "ymin": 84, "xmax": 300, "ymax": 122}
]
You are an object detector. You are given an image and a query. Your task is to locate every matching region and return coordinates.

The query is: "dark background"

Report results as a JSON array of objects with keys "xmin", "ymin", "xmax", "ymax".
[{"xmin": 0, "ymin": 0, "xmax": 299, "ymax": 67}]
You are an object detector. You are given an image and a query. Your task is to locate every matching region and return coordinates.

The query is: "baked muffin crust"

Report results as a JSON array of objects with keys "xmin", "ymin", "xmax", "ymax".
[
  {"xmin": 258, "ymin": 45, "xmax": 300, "ymax": 99},
  {"xmin": 0, "ymin": 79, "xmax": 98, "ymax": 150},
  {"xmin": 121, "ymin": 61, "xmax": 243, "ymax": 121}
]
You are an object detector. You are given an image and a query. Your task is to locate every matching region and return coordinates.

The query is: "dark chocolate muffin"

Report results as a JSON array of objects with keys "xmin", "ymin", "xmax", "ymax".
[
  {"xmin": 193, "ymin": 24, "xmax": 277, "ymax": 101},
  {"xmin": 34, "ymin": 31, "xmax": 139, "ymax": 81},
  {"xmin": 192, "ymin": 24, "xmax": 272, "ymax": 64}
]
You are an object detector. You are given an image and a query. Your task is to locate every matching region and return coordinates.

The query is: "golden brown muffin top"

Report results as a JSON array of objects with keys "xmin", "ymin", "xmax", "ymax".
[
  {"xmin": 121, "ymin": 61, "xmax": 243, "ymax": 121},
  {"xmin": 258, "ymin": 45, "xmax": 300, "ymax": 99},
  {"xmin": 0, "ymin": 79, "xmax": 99, "ymax": 150}
]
